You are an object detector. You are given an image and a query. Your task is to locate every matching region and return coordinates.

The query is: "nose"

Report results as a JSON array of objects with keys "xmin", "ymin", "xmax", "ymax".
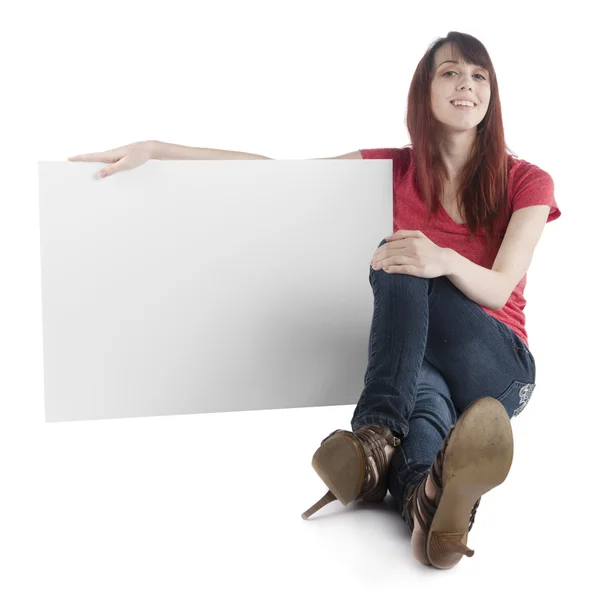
[{"xmin": 458, "ymin": 79, "xmax": 472, "ymax": 91}]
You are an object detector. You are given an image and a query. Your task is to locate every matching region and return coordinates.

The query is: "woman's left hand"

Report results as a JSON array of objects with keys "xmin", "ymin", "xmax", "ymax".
[{"xmin": 371, "ymin": 230, "xmax": 452, "ymax": 279}]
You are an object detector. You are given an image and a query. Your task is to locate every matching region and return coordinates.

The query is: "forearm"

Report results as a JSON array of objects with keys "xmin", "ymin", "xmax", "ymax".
[
  {"xmin": 149, "ymin": 140, "xmax": 272, "ymax": 160},
  {"xmin": 444, "ymin": 249, "xmax": 508, "ymax": 311}
]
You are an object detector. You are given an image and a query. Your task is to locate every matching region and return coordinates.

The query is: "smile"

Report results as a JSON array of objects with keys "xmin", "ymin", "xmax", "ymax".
[{"xmin": 451, "ymin": 101, "xmax": 476, "ymax": 110}]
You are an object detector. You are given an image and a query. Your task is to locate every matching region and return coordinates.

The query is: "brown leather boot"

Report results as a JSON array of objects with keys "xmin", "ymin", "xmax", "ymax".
[
  {"xmin": 301, "ymin": 424, "xmax": 402, "ymax": 520},
  {"xmin": 402, "ymin": 396, "xmax": 513, "ymax": 569}
]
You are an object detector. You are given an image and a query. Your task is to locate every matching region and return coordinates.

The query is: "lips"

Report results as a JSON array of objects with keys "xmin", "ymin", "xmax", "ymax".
[
  {"xmin": 450, "ymin": 102, "xmax": 477, "ymax": 113},
  {"xmin": 450, "ymin": 97, "xmax": 477, "ymax": 104}
]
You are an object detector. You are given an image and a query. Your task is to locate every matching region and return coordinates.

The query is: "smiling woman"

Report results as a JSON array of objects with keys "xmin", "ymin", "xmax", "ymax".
[
  {"xmin": 301, "ymin": 30, "xmax": 561, "ymax": 571},
  {"xmin": 67, "ymin": 28, "xmax": 561, "ymax": 572}
]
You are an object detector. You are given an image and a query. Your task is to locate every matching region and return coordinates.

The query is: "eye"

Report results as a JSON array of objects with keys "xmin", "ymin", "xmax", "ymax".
[{"xmin": 444, "ymin": 71, "xmax": 486, "ymax": 80}]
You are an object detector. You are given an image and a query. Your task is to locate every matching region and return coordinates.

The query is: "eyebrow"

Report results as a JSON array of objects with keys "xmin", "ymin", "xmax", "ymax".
[{"xmin": 437, "ymin": 60, "xmax": 488, "ymax": 73}]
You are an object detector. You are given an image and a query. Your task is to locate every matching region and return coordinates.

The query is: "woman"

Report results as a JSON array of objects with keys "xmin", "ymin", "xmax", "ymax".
[{"xmin": 69, "ymin": 32, "xmax": 561, "ymax": 569}]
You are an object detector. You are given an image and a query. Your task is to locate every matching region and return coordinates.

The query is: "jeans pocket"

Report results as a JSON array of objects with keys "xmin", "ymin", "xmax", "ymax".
[{"xmin": 496, "ymin": 380, "xmax": 536, "ymax": 419}]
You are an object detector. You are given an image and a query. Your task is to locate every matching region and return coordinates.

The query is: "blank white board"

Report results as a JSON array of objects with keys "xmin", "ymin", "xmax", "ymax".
[{"xmin": 38, "ymin": 159, "xmax": 393, "ymax": 422}]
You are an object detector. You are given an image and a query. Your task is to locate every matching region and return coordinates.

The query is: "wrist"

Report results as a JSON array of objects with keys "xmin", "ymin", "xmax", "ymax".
[
  {"xmin": 443, "ymin": 247, "xmax": 457, "ymax": 276},
  {"xmin": 144, "ymin": 140, "xmax": 160, "ymax": 159}
]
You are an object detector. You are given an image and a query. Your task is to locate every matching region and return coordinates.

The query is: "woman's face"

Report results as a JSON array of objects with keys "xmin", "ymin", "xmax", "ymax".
[{"xmin": 430, "ymin": 45, "xmax": 491, "ymax": 132}]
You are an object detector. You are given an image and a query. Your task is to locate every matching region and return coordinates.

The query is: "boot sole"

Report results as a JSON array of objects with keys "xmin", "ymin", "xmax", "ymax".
[
  {"xmin": 427, "ymin": 396, "xmax": 514, "ymax": 569},
  {"xmin": 311, "ymin": 432, "xmax": 366, "ymax": 506}
]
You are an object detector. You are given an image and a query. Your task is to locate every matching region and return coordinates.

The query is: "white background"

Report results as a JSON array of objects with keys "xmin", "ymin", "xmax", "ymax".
[{"xmin": 2, "ymin": 0, "xmax": 598, "ymax": 598}]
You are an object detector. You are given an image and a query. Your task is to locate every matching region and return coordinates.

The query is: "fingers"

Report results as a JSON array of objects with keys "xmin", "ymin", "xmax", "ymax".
[
  {"xmin": 68, "ymin": 145, "xmax": 127, "ymax": 165},
  {"xmin": 68, "ymin": 151, "xmax": 114, "ymax": 162},
  {"xmin": 98, "ymin": 156, "xmax": 132, "ymax": 178},
  {"xmin": 67, "ymin": 148, "xmax": 130, "ymax": 178}
]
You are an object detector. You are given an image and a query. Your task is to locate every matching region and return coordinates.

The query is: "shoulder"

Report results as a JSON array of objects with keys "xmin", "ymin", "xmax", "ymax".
[
  {"xmin": 359, "ymin": 146, "xmax": 411, "ymax": 163},
  {"xmin": 508, "ymin": 154, "xmax": 554, "ymax": 189},
  {"xmin": 507, "ymin": 154, "xmax": 560, "ymax": 223}
]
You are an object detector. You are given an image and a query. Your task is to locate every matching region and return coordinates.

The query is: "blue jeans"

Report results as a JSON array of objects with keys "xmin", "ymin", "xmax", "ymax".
[{"xmin": 350, "ymin": 238, "xmax": 537, "ymax": 529}]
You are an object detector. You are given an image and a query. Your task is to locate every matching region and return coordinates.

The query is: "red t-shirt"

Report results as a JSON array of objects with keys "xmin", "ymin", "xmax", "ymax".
[{"xmin": 359, "ymin": 146, "xmax": 561, "ymax": 348}]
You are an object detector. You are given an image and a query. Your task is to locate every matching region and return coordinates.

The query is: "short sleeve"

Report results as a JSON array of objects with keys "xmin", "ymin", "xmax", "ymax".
[
  {"xmin": 511, "ymin": 164, "xmax": 561, "ymax": 223},
  {"xmin": 359, "ymin": 147, "xmax": 411, "ymax": 184}
]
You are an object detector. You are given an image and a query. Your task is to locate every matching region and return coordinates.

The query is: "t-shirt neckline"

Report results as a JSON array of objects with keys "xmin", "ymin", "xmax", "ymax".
[{"xmin": 439, "ymin": 201, "xmax": 468, "ymax": 228}]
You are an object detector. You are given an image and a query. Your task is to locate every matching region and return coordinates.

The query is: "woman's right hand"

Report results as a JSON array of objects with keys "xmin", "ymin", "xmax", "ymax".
[{"xmin": 67, "ymin": 140, "xmax": 154, "ymax": 178}]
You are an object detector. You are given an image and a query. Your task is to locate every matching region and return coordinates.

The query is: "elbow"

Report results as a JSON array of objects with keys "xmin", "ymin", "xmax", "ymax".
[
  {"xmin": 494, "ymin": 295, "xmax": 508, "ymax": 311},
  {"xmin": 493, "ymin": 274, "xmax": 511, "ymax": 311}
]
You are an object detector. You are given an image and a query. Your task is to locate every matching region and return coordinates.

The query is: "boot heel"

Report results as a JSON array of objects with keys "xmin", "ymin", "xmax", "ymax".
[
  {"xmin": 301, "ymin": 431, "xmax": 365, "ymax": 519},
  {"xmin": 429, "ymin": 532, "xmax": 475, "ymax": 566},
  {"xmin": 302, "ymin": 425, "xmax": 400, "ymax": 520},
  {"xmin": 301, "ymin": 490, "xmax": 337, "ymax": 520}
]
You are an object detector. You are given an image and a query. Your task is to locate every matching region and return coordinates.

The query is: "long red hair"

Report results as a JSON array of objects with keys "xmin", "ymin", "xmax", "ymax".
[{"xmin": 404, "ymin": 32, "xmax": 518, "ymax": 248}]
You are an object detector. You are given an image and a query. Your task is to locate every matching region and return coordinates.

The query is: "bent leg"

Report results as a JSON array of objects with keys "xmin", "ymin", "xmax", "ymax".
[{"xmin": 350, "ymin": 239, "xmax": 430, "ymax": 439}]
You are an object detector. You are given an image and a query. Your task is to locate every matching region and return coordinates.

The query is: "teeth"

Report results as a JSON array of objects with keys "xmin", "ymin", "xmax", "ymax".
[{"xmin": 452, "ymin": 100, "xmax": 474, "ymax": 107}]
